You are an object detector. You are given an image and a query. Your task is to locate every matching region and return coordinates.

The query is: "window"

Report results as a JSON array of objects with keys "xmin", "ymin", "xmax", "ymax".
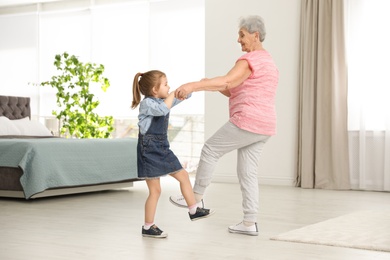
[
  {"xmin": 0, "ymin": 0, "xmax": 205, "ymax": 171},
  {"xmin": 347, "ymin": 0, "xmax": 390, "ymax": 131},
  {"xmin": 346, "ymin": 0, "xmax": 390, "ymax": 191}
]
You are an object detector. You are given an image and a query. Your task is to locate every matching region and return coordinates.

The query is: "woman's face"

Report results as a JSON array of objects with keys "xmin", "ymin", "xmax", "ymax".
[
  {"xmin": 155, "ymin": 76, "xmax": 170, "ymax": 99},
  {"xmin": 237, "ymin": 28, "xmax": 257, "ymax": 52}
]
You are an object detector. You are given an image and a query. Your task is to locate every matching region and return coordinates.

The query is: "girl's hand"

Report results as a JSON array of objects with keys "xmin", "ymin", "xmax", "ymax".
[{"xmin": 175, "ymin": 84, "xmax": 192, "ymax": 100}]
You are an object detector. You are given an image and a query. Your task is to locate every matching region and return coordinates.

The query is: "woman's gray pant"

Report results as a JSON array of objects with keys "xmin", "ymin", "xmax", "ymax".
[{"xmin": 193, "ymin": 121, "xmax": 270, "ymax": 223}]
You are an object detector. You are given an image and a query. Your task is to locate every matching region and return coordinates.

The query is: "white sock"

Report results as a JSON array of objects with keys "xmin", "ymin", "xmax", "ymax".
[
  {"xmin": 188, "ymin": 204, "xmax": 198, "ymax": 215},
  {"xmin": 143, "ymin": 222, "xmax": 154, "ymax": 230}
]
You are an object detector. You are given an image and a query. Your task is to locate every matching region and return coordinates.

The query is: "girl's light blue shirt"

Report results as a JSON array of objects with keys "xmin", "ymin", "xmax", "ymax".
[{"xmin": 138, "ymin": 94, "xmax": 191, "ymax": 135}]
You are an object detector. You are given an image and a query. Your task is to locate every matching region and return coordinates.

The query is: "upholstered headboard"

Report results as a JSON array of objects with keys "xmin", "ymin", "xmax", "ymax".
[{"xmin": 0, "ymin": 95, "xmax": 31, "ymax": 120}]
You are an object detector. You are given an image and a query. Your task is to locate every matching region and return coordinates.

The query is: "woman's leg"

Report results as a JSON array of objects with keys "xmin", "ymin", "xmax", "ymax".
[
  {"xmin": 193, "ymin": 121, "xmax": 264, "ymax": 195},
  {"xmin": 145, "ymin": 178, "xmax": 161, "ymax": 224},
  {"xmin": 236, "ymin": 136, "xmax": 269, "ymax": 223},
  {"xmin": 170, "ymin": 121, "xmax": 268, "ymax": 210}
]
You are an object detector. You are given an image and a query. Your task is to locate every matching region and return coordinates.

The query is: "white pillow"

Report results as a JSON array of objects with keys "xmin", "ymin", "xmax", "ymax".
[
  {"xmin": 0, "ymin": 116, "xmax": 22, "ymax": 135},
  {"xmin": 11, "ymin": 117, "xmax": 53, "ymax": 136}
]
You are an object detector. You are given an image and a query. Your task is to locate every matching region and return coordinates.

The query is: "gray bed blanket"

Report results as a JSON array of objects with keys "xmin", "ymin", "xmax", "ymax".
[{"xmin": 0, "ymin": 137, "xmax": 139, "ymax": 199}]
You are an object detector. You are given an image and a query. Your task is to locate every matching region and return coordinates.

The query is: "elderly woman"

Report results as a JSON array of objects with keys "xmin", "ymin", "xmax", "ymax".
[{"xmin": 170, "ymin": 15, "xmax": 279, "ymax": 236}]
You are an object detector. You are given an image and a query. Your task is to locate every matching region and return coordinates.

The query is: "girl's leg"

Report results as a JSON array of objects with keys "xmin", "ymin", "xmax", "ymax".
[
  {"xmin": 171, "ymin": 169, "xmax": 215, "ymax": 220},
  {"xmin": 144, "ymin": 178, "xmax": 161, "ymax": 224},
  {"xmin": 142, "ymin": 178, "xmax": 168, "ymax": 238},
  {"xmin": 170, "ymin": 169, "xmax": 197, "ymax": 208}
]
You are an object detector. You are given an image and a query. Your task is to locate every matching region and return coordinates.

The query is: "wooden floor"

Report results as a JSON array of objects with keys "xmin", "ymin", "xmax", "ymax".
[{"xmin": 1, "ymin": 178, "xmax": 389, "ymax": 260}]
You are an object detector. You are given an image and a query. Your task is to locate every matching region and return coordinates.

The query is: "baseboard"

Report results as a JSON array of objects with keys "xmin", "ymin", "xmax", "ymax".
[
  {"xmin": 259, "ymin": 176, "xmax": 295, "ymax": 186},
  {"xmin": 212, "ymin": 175, "xmax": 295, "ymax": 186}
]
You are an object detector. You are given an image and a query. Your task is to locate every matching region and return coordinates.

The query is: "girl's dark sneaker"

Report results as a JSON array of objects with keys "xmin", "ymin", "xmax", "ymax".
[
  {"xmin": 142, "ymin": 225, "xmax": 168, "ymax": 238},
  {"xmin": 189, "ymin": 207, "xmax": 215, "ymax": 221}
]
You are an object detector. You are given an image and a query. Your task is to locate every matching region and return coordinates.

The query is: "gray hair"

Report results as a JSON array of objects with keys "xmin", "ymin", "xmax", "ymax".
[{"xmin": 238, "ymin": 15, "xmax": 266, "ymax": 42}]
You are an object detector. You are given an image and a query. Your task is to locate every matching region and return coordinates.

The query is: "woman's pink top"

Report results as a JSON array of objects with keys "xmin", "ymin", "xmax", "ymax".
[{"xmin": 229, "ymin": 50, "xmax": 279, "ymax": 136}]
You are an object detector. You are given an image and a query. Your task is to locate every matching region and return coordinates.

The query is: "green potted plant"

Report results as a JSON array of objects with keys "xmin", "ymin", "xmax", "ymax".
[{"xmin": 40, "ymin": 52, "xmax": 114, "ymax": 138}]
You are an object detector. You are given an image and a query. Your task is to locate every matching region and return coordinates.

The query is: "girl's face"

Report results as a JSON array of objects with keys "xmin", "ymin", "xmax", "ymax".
[{"xmin": 155, "ymin": 76, "xmax": 170, "ymax": 99}]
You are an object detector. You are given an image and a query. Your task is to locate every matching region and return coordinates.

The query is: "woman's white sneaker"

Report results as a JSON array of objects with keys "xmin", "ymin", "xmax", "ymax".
[
  {"xmin": 169, "ymin": 194, "xmax": 204, "ymax": 208},
  {"xmin": 228, "ymin": 221, "xmax": 259, "ymax": 236}
]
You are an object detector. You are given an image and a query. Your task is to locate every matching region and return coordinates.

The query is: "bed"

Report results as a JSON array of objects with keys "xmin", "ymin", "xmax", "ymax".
[{"xmin": 0, "ymin": 95, "xmax": 139, "ymax": 199}]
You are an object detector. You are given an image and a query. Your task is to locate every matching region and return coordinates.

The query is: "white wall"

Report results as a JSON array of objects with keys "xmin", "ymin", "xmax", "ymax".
[
  {"xmin": 0, "ymin": 0, "xmax": 300, "ymax": 186},
  {"xmin": 205, "ymin": 0, "xmax": 301, "ymax": 186}
]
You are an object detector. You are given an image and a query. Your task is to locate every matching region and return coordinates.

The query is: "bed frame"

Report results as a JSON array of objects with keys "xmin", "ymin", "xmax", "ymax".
[{"xmin": 0, "ymin": 95, "xmax": 137, "ymax": 199}]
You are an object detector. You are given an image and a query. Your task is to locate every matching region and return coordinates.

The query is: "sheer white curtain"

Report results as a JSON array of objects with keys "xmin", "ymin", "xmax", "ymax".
[
  {"xmin": 0, "ymin": 0, "xmax": 205, "ymax": 168},
  {"xmin": 39, "ymin": 9, "xmax": 92, "ymax": 117},
  {"xmin": 346, "ymin": 0, "xmax": 390, "ymax": 191},
  {"xmin": 0, "ymin": 13, "xmax": 39, "ymax": 115},
  {"xmin": 0, "ymin": 0, "xmax": 204, "ymax": 118}
]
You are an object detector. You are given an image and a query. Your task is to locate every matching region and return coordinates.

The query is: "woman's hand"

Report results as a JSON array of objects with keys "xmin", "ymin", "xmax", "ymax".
[{"xmin": 175, "ymin": 83, "xmax": 193, "ymax": 100}]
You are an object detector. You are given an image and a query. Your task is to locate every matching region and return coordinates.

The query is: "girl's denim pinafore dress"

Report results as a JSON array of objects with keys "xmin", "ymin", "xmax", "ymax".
[{"xmin": 137, "ymin": 113, "xmax": 183, "ymax": 178}]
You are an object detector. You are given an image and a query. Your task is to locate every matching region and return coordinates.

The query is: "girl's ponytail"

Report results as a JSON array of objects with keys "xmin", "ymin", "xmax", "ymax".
[{"xmin": 131, "ymin": 72, "xmax": 143, "ymax": 109}]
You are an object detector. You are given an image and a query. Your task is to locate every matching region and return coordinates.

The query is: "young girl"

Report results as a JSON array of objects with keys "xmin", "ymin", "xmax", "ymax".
[{"xmin": 132, "ymin": 70, "xmax": 214, "ymax": 238}]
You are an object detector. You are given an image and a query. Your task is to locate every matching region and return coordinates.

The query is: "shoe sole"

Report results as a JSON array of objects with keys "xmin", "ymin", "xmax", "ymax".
[
  {"xmin": 190, "ymin": 209, "xmax": 215, "ymax": 221},
  {"xmin": 142, "ymin": 233, "xmax": 168, "ymax": 238},
  {"xmin": 169, "ymin": 197, "xmax": 205, "ymax": 209},
  {"xmin": 169, "ymin": 197, "xmax": 188, "ymax": 208},
  {"xmin": 228, "ymin": 228, "xmax": 258, "ymax": 236}
]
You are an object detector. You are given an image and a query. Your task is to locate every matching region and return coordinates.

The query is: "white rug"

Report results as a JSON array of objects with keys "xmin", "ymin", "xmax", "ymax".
[{"xmin": 270, "ymin": 210, "xmax": 390, "ymax": 252}]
